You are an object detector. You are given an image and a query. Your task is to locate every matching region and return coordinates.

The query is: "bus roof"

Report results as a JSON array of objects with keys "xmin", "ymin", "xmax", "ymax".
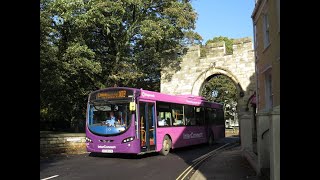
[
  {"xmin": 90, "ymin": 87, "xmax": 223, "ymax": 109},
  {"xmin": 139, "ymin": 89, "xmax": 223, "ymax": 109}
]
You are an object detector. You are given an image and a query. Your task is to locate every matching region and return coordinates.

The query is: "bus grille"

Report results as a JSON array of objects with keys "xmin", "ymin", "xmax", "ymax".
[{"xmin": 99, "ymin": 139, "xmax": 114, "ymax": 143}]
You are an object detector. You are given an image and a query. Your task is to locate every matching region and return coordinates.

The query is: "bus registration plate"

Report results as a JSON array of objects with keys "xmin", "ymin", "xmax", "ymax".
[{"xmin": 102, "ymin": 149, "xmax": 113, "ymax": 153}]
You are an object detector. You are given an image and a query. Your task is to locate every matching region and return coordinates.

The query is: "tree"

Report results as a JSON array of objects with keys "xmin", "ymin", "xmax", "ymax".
[
  {"xmin": 41, "ymin": 0, "xmax": 104, "ymax": 131},
  {"xmin": 206, "ymin": 36, "xmax": 234, "ymax": 54},
  {"xmin": 40, "ymin": 0, "xmax": 201, "ymax": 131}
]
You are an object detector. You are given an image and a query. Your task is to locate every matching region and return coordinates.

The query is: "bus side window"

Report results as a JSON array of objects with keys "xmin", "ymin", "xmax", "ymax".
[
  {"xmin": 158, "ymin": 112, "xmax": 165, "ymax": 126},
  {"xmin": 184, "ymin": 105, "xmax": 194, "ymax": 126},
  {"xmin": 194, "ymin": 107, "xmax": 202, "ymax": 125},
  {"xmin": 157, "ymin": 102, "xmax": 172, "ymax": 126},
  {"xmin": 172, "ymin": 105, "xmax": 185, "ymax": 126},
  {"xmin": 165, "ymin": 112, "xmax": 172, "ymax": 126}
]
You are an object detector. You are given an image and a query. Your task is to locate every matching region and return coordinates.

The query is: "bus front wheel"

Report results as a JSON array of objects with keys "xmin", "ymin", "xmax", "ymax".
[{"xmin": 160, "ymin": 135, "xmax": 171, "ymax": 156}]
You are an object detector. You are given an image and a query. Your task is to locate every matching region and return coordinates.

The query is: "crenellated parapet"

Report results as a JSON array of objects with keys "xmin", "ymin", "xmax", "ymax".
[{"xmin": 184, "ymin": 37, "xmax": 253, "ymax": 59}]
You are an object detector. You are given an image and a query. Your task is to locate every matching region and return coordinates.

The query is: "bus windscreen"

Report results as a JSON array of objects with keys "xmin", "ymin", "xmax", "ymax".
[{"xmin": 88, "ymin": 89, "xmax": 135, "ymax": 135}]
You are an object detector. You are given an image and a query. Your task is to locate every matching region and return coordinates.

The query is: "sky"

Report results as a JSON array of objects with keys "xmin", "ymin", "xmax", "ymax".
[{"xmin": 191, "ymin": 0, "xmax": 255, "ymax": 44}]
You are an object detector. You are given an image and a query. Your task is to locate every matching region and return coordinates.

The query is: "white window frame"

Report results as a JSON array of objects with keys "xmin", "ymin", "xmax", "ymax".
[
  {"xmin": 264, "ymin": 68, "xmax": 273, "ymax": 111},
  {"xmin": 277, "ymin": 0, "xmax": 280, "ymax": 33},
  {"xmin": 253, "ymin": 24, "xmax": 259, "ymax": 62},
  {"xmin": 263, "ymin": 12, "xmax": 270, "ymax": 48}
]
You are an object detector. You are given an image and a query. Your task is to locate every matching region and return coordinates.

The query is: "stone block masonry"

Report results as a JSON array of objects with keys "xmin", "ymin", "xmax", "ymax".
[
  {"xmin": 40, "ymin": 131, "xmax": 86, "ymax": 156},
  {"xmin": 161, "ymin": 37, "xmax": 255, "ymax": 102}
]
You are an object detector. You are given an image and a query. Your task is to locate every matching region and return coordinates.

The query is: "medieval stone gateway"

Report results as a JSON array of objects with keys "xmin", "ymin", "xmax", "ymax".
[{"xmin": 160, "ymin": 37, "xmax": 256, "ymax": 122}]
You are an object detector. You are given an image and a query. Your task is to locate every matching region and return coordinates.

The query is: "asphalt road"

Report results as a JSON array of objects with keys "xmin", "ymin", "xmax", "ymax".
[{"xmin": 40, "ymin": 141, "xmax": 228, "ymax": 180}]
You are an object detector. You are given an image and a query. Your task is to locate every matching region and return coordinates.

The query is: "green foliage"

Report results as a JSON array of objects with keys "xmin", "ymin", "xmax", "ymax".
[
  {"xmin": 206, "ymin": 36, "xmax": 234, "ymax": 55},
  {"xmin": 40, "ymin": 0, "xmax": 199, "ymax": 131},
  {"xmin": 200, "ymin": 75, "xmax": 238, "ymax": 121},
  {"xmin": 200, "ymin": 75, "xmax": 238, "ymax": 104},
  {"xmin": 200, "ymin": 44, "xmax": 207, "ymax": 57},
  {"xmin": 183, "ymin": 31, "xmax": 203, "ymax": 45}
]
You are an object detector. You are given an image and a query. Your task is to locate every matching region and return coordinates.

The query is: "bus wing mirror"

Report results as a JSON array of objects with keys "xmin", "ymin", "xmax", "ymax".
[{"xmin": 129, "ymin": 102, "xmax": 136, "ymax": 111}]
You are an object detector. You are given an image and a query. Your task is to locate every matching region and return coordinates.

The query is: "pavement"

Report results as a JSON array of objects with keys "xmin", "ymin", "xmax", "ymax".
[{"xmin": 190, "ymin": 137, "xmax": 267, "ymax": 180}]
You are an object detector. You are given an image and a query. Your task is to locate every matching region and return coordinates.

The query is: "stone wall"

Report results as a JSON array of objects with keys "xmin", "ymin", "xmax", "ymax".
[
  {"xmin": 40, "ymin": 131, "xmax": 86, "ymax": 156},
  {"xmin": 161, "ymin": 37, "xmax": 255, "ymax": 113}
]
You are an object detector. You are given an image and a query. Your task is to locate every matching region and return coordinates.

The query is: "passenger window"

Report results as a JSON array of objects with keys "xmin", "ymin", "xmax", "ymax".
[
  {"xmin": 185, "ymin": 105, "xmax": 195, "ymax": 126},
  {"xmin": 157, "ymin": 111, "xmax": 172, "ymax": 126},
  {"xmin": 195, "ymin": 107, "xmax": 204, "ymax": 125},
  {"xmin": 172, "ymin": 104, "xmax": 184, "ymax": 126}
]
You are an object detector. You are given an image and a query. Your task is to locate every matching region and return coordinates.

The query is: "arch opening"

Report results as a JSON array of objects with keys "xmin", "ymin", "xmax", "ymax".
[{"xmin": 199, "ymin": 74, "xmax": 241, "ymax": 129}]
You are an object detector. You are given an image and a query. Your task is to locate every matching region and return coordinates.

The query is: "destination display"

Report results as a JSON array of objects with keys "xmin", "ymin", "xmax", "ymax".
[
  {"xmin": 90, "ymin": 89, "xmax": 134, "ymax": 101},
  {"xmin": 97, "ymin": 90, "xmax": 127, "ymax": 99}
]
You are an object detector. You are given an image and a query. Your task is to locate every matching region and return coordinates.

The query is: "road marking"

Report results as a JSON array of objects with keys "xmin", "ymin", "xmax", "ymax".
[
  {"xmin": 176, "ymin": 143, "xmax": 230, "ymax": 180},
  {"xmin": 40, "ymin": 175, "xmax": 59, "ymax": 180},
  {"xmin": 178, "ymin": 154, "xmax": 212, "ymax": 180},
  {"xmin": 192, "ymin": 143, "xmax": 230, "ymax": 163}
]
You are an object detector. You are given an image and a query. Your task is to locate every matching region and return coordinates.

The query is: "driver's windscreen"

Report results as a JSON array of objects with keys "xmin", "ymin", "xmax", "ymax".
[{"xmin": 88, "ymin": 103, "xmax": 132, "ymax": 135}]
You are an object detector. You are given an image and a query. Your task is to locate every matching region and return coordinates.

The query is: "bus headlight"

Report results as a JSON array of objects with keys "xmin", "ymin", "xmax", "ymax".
[
  {"xmin": 85, "ymin": 137, "xmax": 93, "ymax": 143},
  {"xmin": 122, "ymin": 136, "xmax": 135, "ymax": 143}
]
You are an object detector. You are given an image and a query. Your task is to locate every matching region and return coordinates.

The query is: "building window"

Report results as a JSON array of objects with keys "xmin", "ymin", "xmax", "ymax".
[
  {"xmin": 264, "ymin": 69, "xmax": 273, "ymax": 111},
  {"xmin": 253, "ymin": 24, "xmax": 259, "ymax": 61},
  {"xmin": 254, "ymin": 24, "xmax": 258, "ymax": 49},
  {"xmin": 277, "ymin": 0, "xmax": 280, "ymax": 32},
  {"xmin": 263, "ymin": 13, "xmax": 270, "ymax": 48}
]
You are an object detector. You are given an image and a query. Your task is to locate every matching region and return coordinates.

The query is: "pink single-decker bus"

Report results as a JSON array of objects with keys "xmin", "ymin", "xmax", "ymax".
[{"xmin": 85, "ymin": 87, "xmax": 225, "ymax": 156}]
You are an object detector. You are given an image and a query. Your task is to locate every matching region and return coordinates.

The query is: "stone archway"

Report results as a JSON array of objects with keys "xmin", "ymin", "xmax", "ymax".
[
  {"xmin": 161, "ymin": 37, "xmax": 256, "ymax": 115},
  {"xmin": 191, "ymin": 67, "xmax": 244, "ymax": 98},
  {"xmin": 160, "ymin": 37, "xmax": 256, "ymax": 152}
]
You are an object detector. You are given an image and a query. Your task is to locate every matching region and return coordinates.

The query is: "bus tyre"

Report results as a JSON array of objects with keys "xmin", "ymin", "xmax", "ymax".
[
  {"xmin": 160, "ymin": 135, "xmax": 171, "ymax": 156},
  {"xmin": 208, "ymin": 132, "xmax": 214, "ymax": 146}
]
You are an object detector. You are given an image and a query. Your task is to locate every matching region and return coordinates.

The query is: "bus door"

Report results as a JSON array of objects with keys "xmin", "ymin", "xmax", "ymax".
[
  {"xmin": 204, "ymin": 107, "xmax": 212, "ymax": 138},
  {"xmin": 139, "ymin": 101, "xmax": 156, "ymax": 152}
]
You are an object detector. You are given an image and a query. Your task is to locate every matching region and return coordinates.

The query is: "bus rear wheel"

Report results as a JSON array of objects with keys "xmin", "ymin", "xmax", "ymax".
[{"xmin": 160, "ymin": 135, "xmax": 171, "ymax": 156}]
